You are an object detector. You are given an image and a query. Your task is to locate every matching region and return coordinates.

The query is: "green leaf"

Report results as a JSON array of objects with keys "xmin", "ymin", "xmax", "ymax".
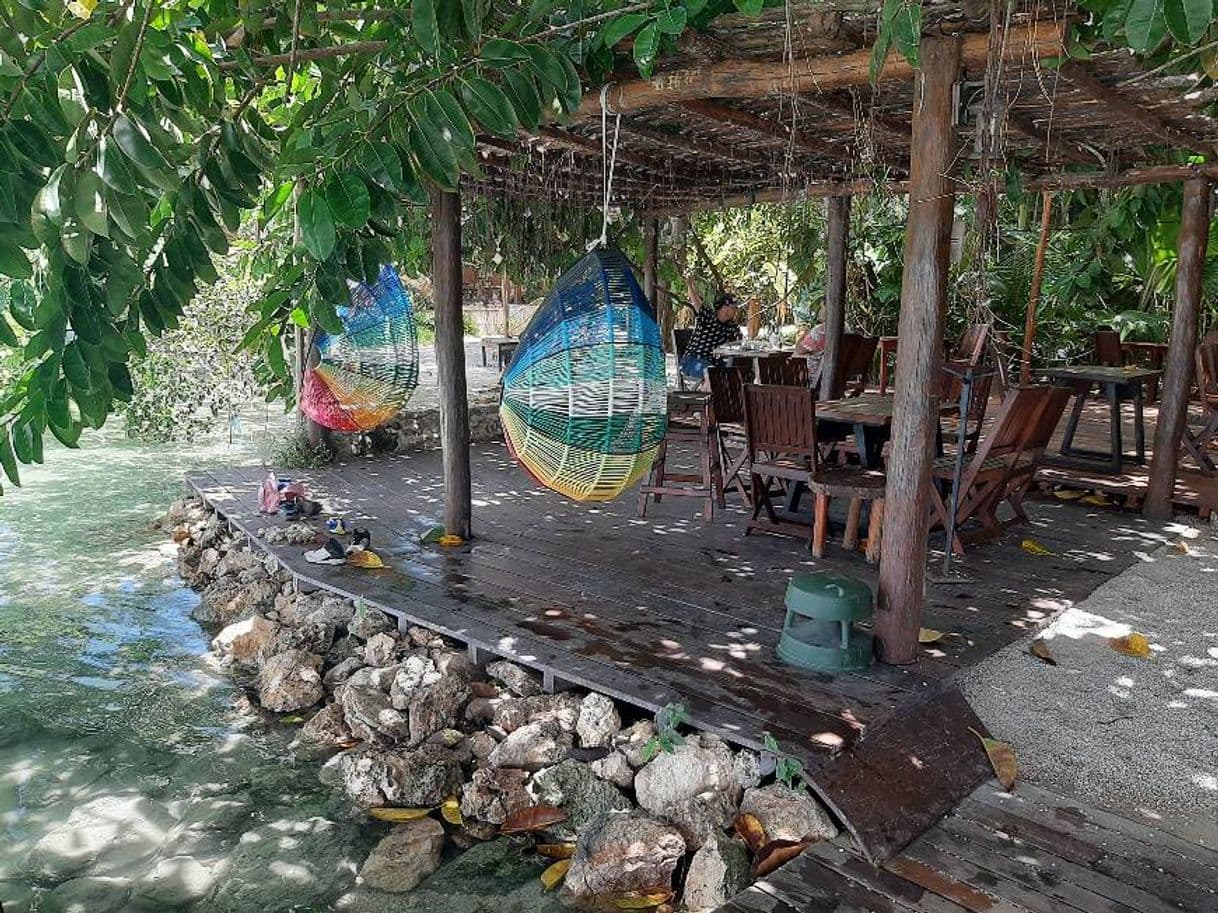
[
  {"xmin": 655, "ymin": 7, "xmax": 687, "ymax": 35},
  {"xmin": 891, "ymin": 0, "xmax": 922, "ymax": 66},
  {"xmin": 632, "ymin": 23, "xmax": 660, "ymax": 79},
  {"xmin": 0, "ymin": 426, "xmax": 19, "ymax": 487},
  {"xmin": 96, "ymin": 137, "xmax": 134, "ymax": 193},
  {"xmin": 262, "ymin": 181, "xmax": 295, "ymax": 223},
  {"xmin": 49, "ymin": 417, "xmax": 82, "ymax": 448},
  {"xmin": 462, "ymin": 0, "xmax": 484, "ymax": 41},
  {"xmin": 0, "ymin": 242, "xmax": 31, "ymax": 280},
  {"xmin": 6, "ymin": 120, "xmax": 59, "ymax": 169},
  {"xmin": 266, "ymin": 334, "xmax": 287, "ymax": 378},
  {"xmin": 460, "ymin": 77, "xmax": 519, "ymax": 138},
  {"xmin": 733, "ymin": 0, "xmax": 764, "ymax": 13},
  {"xmin": 61, "ymin": 219, "xmax": 92, "ymax": 266},
  {"xmin": 480, "ymin": 37, "xmax": 531, "ymax": 67},
  {"xmin": 297, "ymin": 189, "xmax": 336, "ymax": 260},
  {"xmin": 360, "ymin": 143, "xmax": 403, "ymax": 194},
  {"xmin": 526, "ymin": 44, "xmax": 569, "ymax": 95},
  {"xmin": 600, "ymin": 13, "xmax": 645, "ymax": 48},
  {"xmin": 413, "ymin": 0, "xmax": 440, "ymax": 56},
  {"xmin": 0, "ymin": 315, "xmax": 18, "ymax": 347},
  {"xmin": 405, "ymin": 104, "xmax": 460, "ymax": 190},
  {"xmin": 430, "ymin": 89, "xmax": 476, "ymax": 153},
  {"xmin": 325, "ymin": 172, "xmax": 370, "ymax": 229},
  {"xmin": 502, "ymin": 68, "xmax": 542, "ymax": 130},
  {"xmin": 73, "ymin": 171, "xmax": 109, "ymax": 237},
  {"xmin": 10, "ymin": 280, "xmax": 37, "ymax": 330},
  {"xmin": 1164, "ymin": 0, "xmax": 1210, "ymax": 44},
  {"xmin": 1126, "ymin": 0, "xmax": 1168, "ymax": 52}
]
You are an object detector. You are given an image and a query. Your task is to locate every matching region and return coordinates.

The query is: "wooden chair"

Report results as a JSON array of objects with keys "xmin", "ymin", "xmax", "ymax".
[
  {"xmin": 839, "ymin": 333, "xmax": 879, "ymax": 397},
  {"xmin": 1094, "ymin": 328, "xmax": 1124, "ymax": 367},
  {"xmin": 638, "ymin": 394, "xmax": 725, "ymax": 520},
  {"xmin": 743, "ymin": 385, "xmax": 885, "ymax": 561},
  {"xmin": 673, "ymin": 328, "xmax": 695, "ymax": 391},
  {"xmin": 1183, "ymin": 340, "xmax": 1218, "ymax": 475},
  {"xmin": 929, "ymin": 384, "xmax": 1070, "ymax": 554},
  {"xmin": 707, "ymin": 365, "xmax": 751, "ymax": 506},
  {"xmin": 955, "ymin": 322, "xmax": 992, "ymax": 367},
  {"xmin": 758, "ymin": 354, "xmax": 809, "ymax": 387}
]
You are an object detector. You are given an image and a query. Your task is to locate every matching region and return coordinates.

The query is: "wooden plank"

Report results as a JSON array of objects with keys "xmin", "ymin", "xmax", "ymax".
[
  {"xmin": 755, "ymin": 849, "xmax": 946, "ymax": 913},
  {"xmin": 799, "ymin": 841, "xmax": 975, "ymax": 913}
]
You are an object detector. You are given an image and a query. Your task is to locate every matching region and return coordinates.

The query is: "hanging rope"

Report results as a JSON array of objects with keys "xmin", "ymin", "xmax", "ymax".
[{"xmin": 592, "ymin": 83, "xmax": 622, "ymax": 250}]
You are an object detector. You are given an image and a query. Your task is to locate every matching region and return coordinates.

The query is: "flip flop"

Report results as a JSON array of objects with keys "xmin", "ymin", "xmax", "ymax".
[{"xmin": 327, "ymin": 518, "xmax": 350, "ymax": 536}]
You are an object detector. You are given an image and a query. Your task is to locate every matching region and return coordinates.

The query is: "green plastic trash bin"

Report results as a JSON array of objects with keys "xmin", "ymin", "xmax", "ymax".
[{"xmin": 777, "ymin": 572, "xmax": 875, "ymax": 673}]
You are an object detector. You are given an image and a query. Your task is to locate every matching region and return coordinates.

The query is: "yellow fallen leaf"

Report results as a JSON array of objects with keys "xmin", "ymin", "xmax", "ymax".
[
  {"xmin": 1021, "ymin": 539, "xmax": 1052, "ymax": 556},
  {"xmin": 537, "ymin": 843, "xmax": 577, "ymax": 860},
  {"xmin": 540, "ymin": 858, "xmax": 571, "ymax": 891},
  {"xmin": 1170, "ymin": 539, "xmax": 1191, "ymax": 555},
  {"xmin": 1053, "ymin": 488, "xmax": 1085, "ymax": 500},
  {"xmin": 438, "ymin": 534, "xmax": 464, "ymax": 547},
  {"xmin": 1029, "ymin": 638, "xmax": 1057, "ymax": 666},
  {"xmin": 441, "ymin": 796, "xmax": 463, "ymax": 826},
  {"xmin": 1079, "ymin": 494, "xmax": 1110, "ymax": 506},
  {"xmin": 605, "ymin": 891, "xmax": 674, "ymax": 910},
  {"xmin": 918, "ymin": 628, "xmax": 945, "ymax": 644},
  {"xmin": 1110, "ymin": 632, "xmax": 1152, "ymax": 658},
  {"xmin": 969, "ymin": 727, "xmax": 1017, "ymax": 791},
  {"xmin": 369, "ymin": 807, "xmax": 433, "ymax": 822}
]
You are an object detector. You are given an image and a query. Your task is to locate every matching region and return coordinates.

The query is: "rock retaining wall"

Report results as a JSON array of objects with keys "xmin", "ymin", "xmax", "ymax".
[
  {"xmin": 167, "ymin": 495, "xmax": 842, "ymax": 910},
  {"xmin": 331, "ymin": 393, "xmax": 502, "ymax": 459}
]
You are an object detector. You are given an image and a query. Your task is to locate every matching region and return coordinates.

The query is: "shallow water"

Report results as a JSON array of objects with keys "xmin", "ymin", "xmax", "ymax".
[{"xmin": 0, "ymin": 411, "xmax": 384, "ymax": 911}]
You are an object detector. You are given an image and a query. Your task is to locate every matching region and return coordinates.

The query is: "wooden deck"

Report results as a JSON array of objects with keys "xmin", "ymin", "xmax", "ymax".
[
  {"xmin": 725, "ymin": 780, "xmax": 1218, "ymax": 913},
  {"xmin": 188, "ymin": 442, "xmax": 1174, "ymax": 863}
]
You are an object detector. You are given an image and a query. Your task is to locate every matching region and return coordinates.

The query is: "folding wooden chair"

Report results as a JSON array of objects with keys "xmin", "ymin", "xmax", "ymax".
[
  {"xmin": 929, "ymin": 384, "xmax": 1070, "ymax": 555},
  {"xmin": 758, "ymin": 354, "xmax": 809, "ymax": 387},
  {"xmin": 707, "ymin": 365, "xmax": 751, "ymax": 507},
  {"xmin": 743, "ymin": 385, "xmax": 885, "ymax": 561},
  {"xmin": 1183, "ymin": 340, "xmax": 1218, "ymax": 475}
]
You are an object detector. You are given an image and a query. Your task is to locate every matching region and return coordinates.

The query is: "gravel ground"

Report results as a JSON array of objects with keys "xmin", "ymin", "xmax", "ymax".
[{"xmin": 961, "ymin": 523, "xmax": 1218, "ymax": 848}]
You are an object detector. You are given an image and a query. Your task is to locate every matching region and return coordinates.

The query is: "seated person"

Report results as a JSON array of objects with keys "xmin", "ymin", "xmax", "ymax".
[
  {"xmin": 679, "ymin": 293, "xmax": 742, "ymax": 385},
  {"xmin": 795, "ymin": 313, "xmax": 828, "ymax": 382}
]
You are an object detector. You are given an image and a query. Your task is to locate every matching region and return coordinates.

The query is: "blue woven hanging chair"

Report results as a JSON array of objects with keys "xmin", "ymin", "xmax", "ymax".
[{"xmin": 500, "ymin": 247, "xmax": 669, "ymax": 502}]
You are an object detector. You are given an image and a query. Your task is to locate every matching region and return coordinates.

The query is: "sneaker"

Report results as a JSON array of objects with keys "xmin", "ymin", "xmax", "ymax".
[
  {"xmin": 327, "ymin": 518, "xmax": 350, "ymax": 536},
  {"xmin": 304, "ymin": 537, "xmax": 347, "ymax": 565},
  {"xmin": 351, "ymin": 528, "xmax": 371, "ymax": 550}
]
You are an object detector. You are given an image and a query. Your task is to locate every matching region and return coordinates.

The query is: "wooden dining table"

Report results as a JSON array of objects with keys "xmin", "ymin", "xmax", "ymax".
[
  {"xmin": 816, "ymin": 393, "xmax": 954, "ymax": 470},
  {"xmin": 1038, "ymin": 364, "xmax": 1161, "ymax": 473},
  {"xmin": 713, "ymin": 342, "xmax": 802, "ymax": 379}
]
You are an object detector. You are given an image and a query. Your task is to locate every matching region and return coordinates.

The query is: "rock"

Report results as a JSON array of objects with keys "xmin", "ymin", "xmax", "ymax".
[
  {"xmin": 661, "ymin": 789, "xmax": 738, "ymax": 850},
  {"xmin": 131, "ymin": 855, "xmax": 216, "ymax": 907},
  {"xmin": 338, "ymin": 749, "xmax": 386, "ymax": 807},
  {"xmin": 276, "ymin": 591, "xmax": 324, "ymax": 627},
  {"xmin": 197, "ymin": 547, "xmax": 222, "ymax": 579},
  {"xmin": 529, "ymin": 760, "xmax": 632, "ymax": 839},
  {"xmin": 341, "ymin": 684, "xmax": 410, "ymax": 742},
  {"xmin": 272, "ymin": 619, "xmax": 336, "ymax": 656},
  {"xmin": 291, "ymin": 703, "xmax": 353, "ymax": 758},
  {"xmin": 460, "ymin": 767, "xmax": 532, "ymax": 824},
  {"xmin": 350, "ymin": 602, "xmax": 395, "ymax": 640},
  {"xmin": 490, "ymin": 698, "xmax": 529, "ymax": 732},
  {"xmin": 432, "ymin": 648, "xmax": 473, "ymax": 677},
  {"xmin": 324, "ymin": 656, "xmax": 366, "ymax": 689},
  {"xmin": 468, "ymin": 731, "xmax": 497, "ymax": 760},
  {"xmin": 563, "ymin": 812, "xmax": 685, "ymax": 898},
  {"xmin": 347, "ymin": 664, "xmax": 398, "ymax": 693},
  {"xmin": 212, "ymin": 614, "xmax": 280, "ymax": 668},
  {"xmin": 258, "ymin": 650, "xmax": 324, "ymax": 712},
  {"xmin": 409, "ymin": 675, "xmax": 473, "ymax": 745},
  {"xmin": 682, "ymin": 834, "xmax": 753, "ymax": 913},
  {"xmin": 308, "ymin": 596, "xmax": 356, "ymax": 631},
  {"xmin": 634, "ymin": 737, "xmax": 740, "ymax": 817},
  {"xmin": 319, "ymin": 752, "xmax": 346, "ymax": 789},
  {"xmin": 465, "ymin": 696, "xmax": 499, "ymax": 725},
  {"xmin": 45, "ymin": 876, "xmax": 132, "ymax": 913},
  {"xmin": 359, "ymin": 818, "xmax": 446, "ymax": 893},
  {"xmin": 327, "ymin": 634, "xmax": 363, "ymax": 666},
  {"xmin": 486, "ymin": 660, "xmax": 542, "ymax": 698},
  {"xmin": 380, "ymin": 745, "xmax": 465, "ymax": 807},
  {"xmin": 576, "ymin": 692, "xmax": 621, "ymax": 748},
  {"xmin": 365, "ymin": 632, "xmax": 399, "ymax": 667},
  {"xmin": 389, "ymin": 654, "xmax": 441, "ymax": 709},
  {"xmin": 407, "ymin": 624, "xmax": 442, "ymax": 648},
  {"xmin": 215, "ymin": 548, "xmax": 266, "ymax": 580},
  {"xmin": 589, "ymin": 751, "xmax": 635, "ymax": 789},
  {"xmin": 195, "ymin": 576, "xmax": 278, "ymax": 627},
  {"xmin": 615, "ymin": 720, "xmax": 657, "ymax": 768},
  {"xmin": 733, "ymin": 750, "xmax": 764, "ymax": 790},
  {"xmin": 739, "ymin": 784, "xmax": 838, "ymax": 842},
  {"xmin": 25, "ymin": 794, "xmax": 173, "ymax": 881},
  {"xmin": 488, "ymin": 721, "xmax": 571, "ymax": 771},
  {"xmin": 522, "ymin": 692, "xmax": 582, "ymax": 732},
  {"xmin": 208, "ymin": 815, "xmax": 364, "ymax": 912}
]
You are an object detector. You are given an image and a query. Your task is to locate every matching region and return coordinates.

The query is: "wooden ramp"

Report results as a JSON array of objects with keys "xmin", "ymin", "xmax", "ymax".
[
  {"xmin": 186, "ymin": 447, "xmax": 1170, "ymax": 862},
  {"xmin": 723, "ymin": 780, "xmax": 1218, "ymax": 913}
]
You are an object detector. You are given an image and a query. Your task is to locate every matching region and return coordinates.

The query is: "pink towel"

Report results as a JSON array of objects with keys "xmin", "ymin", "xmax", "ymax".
[{"xmin": 259, "ymin": 473, "xmax": 280, "ymax": 513}]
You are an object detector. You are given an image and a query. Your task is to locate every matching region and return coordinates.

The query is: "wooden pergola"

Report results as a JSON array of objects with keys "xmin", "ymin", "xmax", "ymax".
[{"xmin": 429, "ymin": 0, "xmax": 1218, "ymax": 665}]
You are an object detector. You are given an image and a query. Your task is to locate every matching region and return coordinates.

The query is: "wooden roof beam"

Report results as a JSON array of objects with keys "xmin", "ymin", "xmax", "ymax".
[
  {"xmin": 1061, "ymin": 64, "xmax": 1216, "ymax": 158},
  {"xmin": 575, "ymin": 18, "xmax": 1064, "ymax": 119},
  {"xmin": 618, "ymin": 118, "xmax": 777, "ymax": 169},
  {"xmin": 679, "ymin": 99, "xmax": 858, "ymax": 166},
  {"xmin": 1005, "ymin": 111, "xmax": 1099, "ymax": 166}
]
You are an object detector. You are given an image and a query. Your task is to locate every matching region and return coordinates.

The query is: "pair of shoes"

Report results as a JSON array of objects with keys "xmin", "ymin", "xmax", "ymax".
[
  {"xmin": 304, "ymin": 537, "xmax": 346, "ymax": 565},
  {"xmin": 327, "ymin": 518, "xmax": 350, "ymax": 536},
  {"xmin": 351, "ymin": 528, "xmax": 371, "ymax": 550},
  {"xmin": 284, "ymin": 498, "xmax": 321, "ymax": 520}
]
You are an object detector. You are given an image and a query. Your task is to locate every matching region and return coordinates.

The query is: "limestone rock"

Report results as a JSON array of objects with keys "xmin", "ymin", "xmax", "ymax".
[
  {"xmin": 432, "ymin": 648, "xmax": 473, "ymax": 677},
  {"xmin": 291, "ymin": 703, "xmax": 353, "ymax": 758},
  {"xmin": 215, "ymin": 548, "xmax": 265, "ymax": 580},
  {"xmin": 308, "ymin": 596, "xmax": 356, "ymax": 631},
  {"xmin": 407, "ymin": 624, "xmax": 443, "ymax": 648},
  {"xmin": 661, "ymin": 788, "xmax": 739, "ymax": 850},
  {"xmin": 409, "ymin": 674, "xmax": 472, "ymax": 745},
  {"xmin": 195, "ymin": 576, "xmax": 278, "ymax": 627},
  {"xmin": 739, "ymin": 784, "xmax": 838, "ymax": 842},
  {"xmin": 488, "ymin": 721, "xmax": 571, "ymax": 771},
  {"xmin": 682, "ymin": 834, "xmax": 753, "ymax": 913},
  {"xmin": 468, "ymin": 731, "xmax": 498, "ymax": 761},
  {"xmin": 389, "ymin": 654, "xmax": 441, "ymax": 710},
  {"xmin": 324, "ymin": 657, "xmax": 366, "ymax": 689},
  {"xmin": 530, "ymin": 760, "xmax": 632, "ymax": 839},
  {"xmin": 615, "ymin": 720, "xmax": 657, "ymax": 768},
  {"xmin": 589, "ymin": 751, "xmax": 635, "ymax": 789},
  {"xmin": 350, "ymin": 602, "xmax": 395, "ymax": 640},
  {"xmin": 131, "ymin": 855, "xmax": 216, "ymax": 907},
  {"xmin": 486, "ymin": 660, "xmax": 542, "ymax": 698},
  {"xmin": 212, "ymin": 614, "xmax": 280, "ymax": 668},
  {"xmin": 380, "ymin": 745, "xmax": 465, "ymax": 807},
  {"xmin": 563, "ymin": 813, "xmax": 685, "ymax": 898},
  {"xmin": 271, "ymin": 619, "xmax": 337, "ymax": 656},
  {"xmin": 25, "ymin": 795, "xmax": 173, "ymax": 881},
  {"xmin": 523, "ymin": 692, "xmax": 582, "ymax": 731},
  {"xmin": 257, "ymin": 650, "xmax": 324, "ymax": 712},
  {"xmin": 359, "ymin": 818, "xmax": 446, "ymax": 893},
  {"xmin": 576, "ymin": 692, "xmax": 621, "ymax": 748},
  {"xmin": 338, "ymin": 749, "xmax": 387, "ymax": 807},
  {"xmin": 341, "ymin": 684, "xmax": 410, "ymax": 742},
  {"xmin": 364, "ymin": 632, "xmax": 399, "ymax": 667},
  {"xmin": 634, "ymin": 736, "xmax": 740, "ymax": 817},
  {"xmin": 460, "ymin": 767, "xmax": 532, "ymax": 824},
  {"xmin": 733, "ymin": 750, "xmax": 764, "ymax": 790}
]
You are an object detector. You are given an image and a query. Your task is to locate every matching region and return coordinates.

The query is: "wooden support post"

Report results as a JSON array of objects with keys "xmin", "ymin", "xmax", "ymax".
[
  {"xmin": 822, "ymin": 194, "xmax": 851, "ymax": 399},
  {"xmin": 643, "ymin": 218, "xmax": 659, "ymax": 307},
  {"xmin": 876, "ymin": 35, "xmax": 960, "ymax": 666},
  {"xmin": 1020, "ymin": 190, "xmax": 1053, "ymax": 385},
  {"xmin": 1144, "ymin": 178, "xmax": 1210, "ymax": 521},
  {"xmin": 500, "ymin": 272, "xmax": 511, "ymax": 336},
  {"xmin": 432, "ymin": 187, "xmax": 472, "ymax": 540}
]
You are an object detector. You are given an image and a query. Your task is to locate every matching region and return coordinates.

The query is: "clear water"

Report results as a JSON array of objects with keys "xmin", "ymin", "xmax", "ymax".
[{"xmin": 0, "ymin": 411, "xmax": 380, "ymax": 912}]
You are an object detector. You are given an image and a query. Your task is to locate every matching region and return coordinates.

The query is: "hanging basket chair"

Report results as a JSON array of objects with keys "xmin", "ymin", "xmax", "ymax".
[
  {"xmin": 500, "ymin": 247, "xmax": 669, "ymax": 502},
  {"xmin": 301, "ymin": 264, "xmax": 419, "ymax": 433}
]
